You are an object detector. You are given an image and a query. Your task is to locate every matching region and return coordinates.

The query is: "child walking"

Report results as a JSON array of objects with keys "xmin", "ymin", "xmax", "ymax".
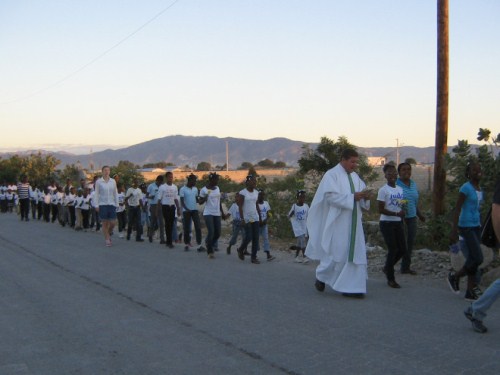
[
  {"xmin": 258, "ymin": 190, "xmax": 275, "ymax": 261},
  {"xmin": 289, "ymin": 190, "xmax": 309, "ymax": 263},
  {"xmin": 226, "ymin": 193, "xmax": 245, "ymax": 254}
]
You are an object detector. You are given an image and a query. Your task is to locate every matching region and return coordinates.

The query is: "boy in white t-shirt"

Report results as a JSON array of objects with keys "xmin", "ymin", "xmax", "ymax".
[
  {"xmin": 257, "ymin": 190, "xmax": 275, "ymax": 261},
  {"xmin": 226, "ymin": 193, "xmax": 245, "ymax": 254}
]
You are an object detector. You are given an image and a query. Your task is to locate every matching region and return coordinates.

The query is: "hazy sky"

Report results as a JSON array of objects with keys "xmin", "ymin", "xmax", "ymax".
[{"xmin": 1, "ymin": 0, "xmax": 499, "ymax": 151}]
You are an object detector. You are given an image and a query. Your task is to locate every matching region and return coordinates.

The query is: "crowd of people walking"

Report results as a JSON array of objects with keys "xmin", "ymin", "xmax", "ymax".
[{"xmin": 3, "ymin": 150, "xmax": 499, "ymax": 333}]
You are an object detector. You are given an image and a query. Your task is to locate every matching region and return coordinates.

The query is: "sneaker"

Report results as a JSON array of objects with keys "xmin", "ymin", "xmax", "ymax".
[
  {"xmin": 208, "ymin": 253, "xmax": 215, "ymax": 259},
  {"xmin": 136, "ymin": 238, "xmax": 144, "ymax": 242},
  {"xmin": 226, "ymin": 245, "xmax": 231, "ymax": 255},
  {"xmin": 119, "ymin": 233, "xmax": 124, "ymax": 238},
  {"xmin": 302, "ymin": 256, "xmax": 309, "ymax": 264},
  {"xmin": 266, "ymin": 254, "xmax": 275, "ymax": 261},
  {"xmin": 472, "ymin": 286, "xmax": 483, "ymax": 297},
  {"xmin": 251, "ymin": 257, "xmax": 260, "ymax": 264},
  {"xmin": 126, "ymin": 234, "xmax": 131, "ymax": 241},
  {"xmin": 105, "ymin": 239, "xmax": 112, "ymax": 247},
  {"xmin": 447, "ymin": 271, "xmax": 460, "ymax": 294},
  {"xmin": 197, "ymin": 245, "xmax": 206, "ymax": 253},
  {"xmin": 471, "ymin": 319, "xmax": 488, "ymax": 333},
  {"xmin": 465, "ymin": 289, "xmax": 479, "ymax": 301},
  {"xmin": 294, "ymin": 256, "xmax": 303, "ymax": 263},
  {"xmin": 464, "ymin": 309, "xmax": 488, "ymax": 333}
]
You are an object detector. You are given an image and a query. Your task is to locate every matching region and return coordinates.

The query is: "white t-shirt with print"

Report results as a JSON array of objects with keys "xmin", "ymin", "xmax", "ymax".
[
  {"xmin": 377, "ymin": 184, "xmax": 404, "ymax": 222},
  {"xmin": 258, "ymin": 201, "xmax": 271, "ymax": 222},
  {"xmin": 288, "ymin": 203, "xmax": 309, "ymax": 237}
]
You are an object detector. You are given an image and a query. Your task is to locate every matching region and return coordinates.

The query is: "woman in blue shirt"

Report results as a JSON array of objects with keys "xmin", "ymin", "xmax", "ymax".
[
  {"xmin": 447, "ymin": 161, "xmax": 484, "ymax": 301},
  {"xmin": 397, "ymin": 163, "xmax": 426, "ymax": 275}
]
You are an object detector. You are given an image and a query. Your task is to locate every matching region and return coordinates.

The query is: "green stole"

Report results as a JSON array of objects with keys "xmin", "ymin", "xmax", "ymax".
[{"xmin": 347, "ymin": 173, "xmax": 357, "ymax": 262}]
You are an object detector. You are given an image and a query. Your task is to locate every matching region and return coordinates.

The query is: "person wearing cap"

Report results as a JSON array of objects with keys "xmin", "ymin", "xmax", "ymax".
[
  {"xmin": 179, "ymin": 174, "xmax": 203, "ymax": 252},
  {"xmin": 305, "ymin": 149, "xmax": 372, "ymax": 298}
]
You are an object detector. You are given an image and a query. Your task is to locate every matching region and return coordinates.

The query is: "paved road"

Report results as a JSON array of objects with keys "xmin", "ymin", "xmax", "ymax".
[{"xmin": 0, "ymin": 214, "xmax": 498, "ymax": 375}]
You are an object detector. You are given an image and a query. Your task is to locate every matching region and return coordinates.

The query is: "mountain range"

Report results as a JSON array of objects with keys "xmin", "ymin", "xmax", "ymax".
[{"xmin": 0, "ymin": 135, "xmax": 468, "ymax": 169}]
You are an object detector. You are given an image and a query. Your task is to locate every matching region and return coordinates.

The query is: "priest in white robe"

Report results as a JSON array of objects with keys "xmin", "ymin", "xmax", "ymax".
[{"xmin": 305, "ymin": 149, "xmax": 372, "ymax": 297}]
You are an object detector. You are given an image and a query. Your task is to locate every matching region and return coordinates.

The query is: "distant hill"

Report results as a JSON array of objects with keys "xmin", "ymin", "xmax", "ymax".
[{"xmin": 0, "ymin": 136, "xmax": 479, "ymax": 169}]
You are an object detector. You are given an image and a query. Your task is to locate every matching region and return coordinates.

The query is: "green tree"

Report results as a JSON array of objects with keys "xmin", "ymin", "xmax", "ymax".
[
  {"xmin": 59, "ymin": 164, "xmax": 82, "ymax": 184},
  {"xmin": 257, "ymin": 158, "xmax": 275, "ymax": 168},
  {"xmin": 196, "ymin": 162, "xmax": 211, "ymax": 171},
  {"xmin": 110, "ymin": 160, "xmax": 143, "ymax": 188},
  {"xmin": 274, "ymin": 161, "xmax": 287, "ymax": 168},
  {"xmin": 238, "ymin": 162, "xmax": 253, "ymax": 170},
  {"xmin": 298, "ymin": 136, "xmax": 377, "ymax": 183},
  {"xmin": 404, "ymin": 157, "xmax": 417, "ymax": 165}
]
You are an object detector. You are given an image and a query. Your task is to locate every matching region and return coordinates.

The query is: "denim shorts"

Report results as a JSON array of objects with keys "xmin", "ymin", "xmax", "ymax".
[{"xmin": 99, "ymin": 205, "xmax": 117, "ymax": 221}]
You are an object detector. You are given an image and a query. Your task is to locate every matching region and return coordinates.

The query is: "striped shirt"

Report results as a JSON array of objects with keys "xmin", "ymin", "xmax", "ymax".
[{"xmin": 17, "ymin": 183, "xmax": 32, "ymax": 199}]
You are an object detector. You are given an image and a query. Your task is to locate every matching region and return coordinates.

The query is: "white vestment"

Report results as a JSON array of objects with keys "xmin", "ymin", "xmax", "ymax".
[{"xmin": 305, "ymin": 164, "xmax": 370, "ymax": 293}]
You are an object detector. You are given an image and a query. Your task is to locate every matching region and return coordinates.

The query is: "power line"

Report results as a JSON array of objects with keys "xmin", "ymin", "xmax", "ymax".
[{"xmin": 1, "ymin": 0, "xmax": 182, "ymax": 106}]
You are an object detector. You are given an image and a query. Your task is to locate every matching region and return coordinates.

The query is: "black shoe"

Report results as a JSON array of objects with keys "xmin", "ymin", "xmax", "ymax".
[
  {"xmin": 197, "ymin": 246, "xmax": 206, "ymax": 253},
  {"xmin": 401, "ymin": 269, "xmax": 417, "ymax": 275},
  {"xmin": 465, "ymin": 289, "xmax": 479, "ymax": 301},
  {"xmin": 237, "ymin": 247, "xmax": 245, "ymax": 260},
  {"xmin": 126, "ymin": 234, "xmax": 131, "ymax": 241},
  {"xmin": 315, "ymin": 279, "xmax": 325, "ymax": 292},
  {"xmin": 184, "ymin": 245, "xmax": 189, "ymax": 252},
  {"xmin": 136, "ymin": 238, "xmax": 144, "ymax": 242},
  {"xmin": 388, "ymin": 280, "xmax": 401, "ymax": 289},
  {"xmin": 251, "ymin": 257, "xmax": 260, "ymax": 264},
  {"xmin": 160, "ymin": 240, "xmax": 166, "ymax": 244},
  {"xmin": 266, "ymin": 254, "xmax": 275, "ymax": 261},
  {"xmin": 226, "ymin": 245, "xmax": 231, "ymax": 254},
  {"xmin": 342, "ymin": 293, "xmax": 364, "ymax": 299},
  {"xmin": 148, "ymin": 235, "xmax": 153, "ymax": 243},
  {"xmin": 167, "ymin": 243, "xmax": 174, "ymax": 249},
  {"xmin": 243, "ymin": 250, "xmax": 250, "ymax": 256},
  {"xmin": 447, "ymin": 271, "xmax": 460, "ymax": 294}
]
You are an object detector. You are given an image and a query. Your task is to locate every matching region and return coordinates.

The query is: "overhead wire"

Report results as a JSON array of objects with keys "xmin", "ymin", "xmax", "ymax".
[{"xmin": 1, "ymin": 0, "xmax": 182, "ymax": 106}]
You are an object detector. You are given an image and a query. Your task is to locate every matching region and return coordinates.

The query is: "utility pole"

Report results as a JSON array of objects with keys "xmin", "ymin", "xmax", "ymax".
[
  {"xmin": 433, "ymin": 0, "xmax": 449, "ymax": 216},
  {"xmin": 396, "ymin": 138, "xmax": 400, "ymax": 166},
  {"xmin": 226, "ymin": 141, "xmax": 229, "ymax": 172}
]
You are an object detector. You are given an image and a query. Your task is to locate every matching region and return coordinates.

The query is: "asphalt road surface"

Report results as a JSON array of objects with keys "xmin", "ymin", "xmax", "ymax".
[{"xmin": 0, "ymin": 214, "xmax": 498, "ymax": 375}]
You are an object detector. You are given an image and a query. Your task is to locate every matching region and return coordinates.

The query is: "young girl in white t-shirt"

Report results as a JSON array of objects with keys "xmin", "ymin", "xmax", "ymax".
[
  {"xmin": 377, "ymin": 163, "xmax": 406, "ymax": 289},
  {"xmin": 289, "ymin": 190, "xmax": 309, "ymax": 263},
  {"xmin": 237, "ymin": 175, "xmax": 261, "ymax": 264}
]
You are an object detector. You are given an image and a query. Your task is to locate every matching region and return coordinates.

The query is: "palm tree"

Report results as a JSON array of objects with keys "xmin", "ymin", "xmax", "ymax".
[{"xmin": 433, "ymin": 0, "xmax": 449, "ymax": 216}]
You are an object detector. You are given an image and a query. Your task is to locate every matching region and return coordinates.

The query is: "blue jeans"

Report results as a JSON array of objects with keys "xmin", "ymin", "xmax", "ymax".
[
  {"xmin": 458, "ymin": 226, "xmax": 483, "ymax": 275},
  {"xmin": 183, "ymin": 210, "xmax": 202, "ymax": 245},
  {"xmin": 229, "ymin": 221, "xmax": 245, "ymax": 247},
  {"xmin": 240, "ymin": 221, "xmax": 260, "ymax": 259},
  {"xmin": 469, "ymin": 279, "xmax": 500, "ymax": 321},
  {"xmin": 259, "ymin": 224, "xmax": 270, "ymax": 252},
  {"xmin": 401, "ymin": 217, "xmax": 417, "ymax": 271},
  {"xmin": 204, "ymin": 215, "xmax": 221, "ymax": 254},
  {"xmin": 380, "ymin": 221, "xmax": 407, "ymax": 281}
]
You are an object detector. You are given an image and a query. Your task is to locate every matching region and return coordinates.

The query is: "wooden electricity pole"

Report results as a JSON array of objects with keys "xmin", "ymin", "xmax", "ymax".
[{"xmin": 433, "ymin": 0, "xmax": 449, "ymax": 216}]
